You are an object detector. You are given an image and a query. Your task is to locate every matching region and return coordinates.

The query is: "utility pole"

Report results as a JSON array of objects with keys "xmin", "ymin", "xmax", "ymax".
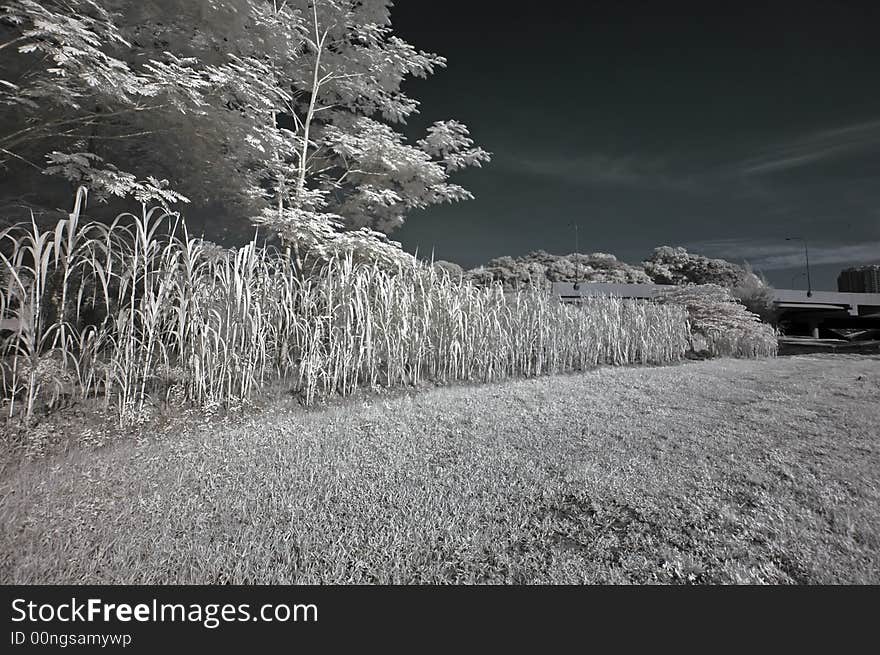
[{"xmin": 786, "ymin": 237, "xmax": 812, "ymax": 297}]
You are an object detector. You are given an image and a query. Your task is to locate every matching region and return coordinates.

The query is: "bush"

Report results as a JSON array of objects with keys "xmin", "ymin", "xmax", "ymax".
[
  {"xmin": 432, "ymin": 260, "xmax": 464, "ymax": 280},
  {"xmin": 656, "ymin": 284, "xmax": 778, "ymax": 358},
  {"xmin": 730, "ymin": 267, "xmax": 778, "ymax": 325}
]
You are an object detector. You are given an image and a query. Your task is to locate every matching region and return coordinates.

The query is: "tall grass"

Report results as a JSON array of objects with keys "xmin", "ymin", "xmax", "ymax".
[{"xmin": 0, "ymin": 190, "xmax": 693, "ymax": 423}]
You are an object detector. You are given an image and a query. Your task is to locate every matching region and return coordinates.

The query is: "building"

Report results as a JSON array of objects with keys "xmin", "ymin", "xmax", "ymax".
[{"xmin": 838, "ymin": 265, "xmax": 880, "ymax": 293}]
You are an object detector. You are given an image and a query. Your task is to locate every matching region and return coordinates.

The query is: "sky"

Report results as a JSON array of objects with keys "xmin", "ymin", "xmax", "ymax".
[{"xmin": 389, "ymin": 0, "xmax": 880, "ymax": 290}]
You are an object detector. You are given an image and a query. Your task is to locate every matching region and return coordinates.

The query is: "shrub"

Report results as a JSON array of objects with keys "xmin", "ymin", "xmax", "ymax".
[
  {"xmin": 657, "ymin": 284, "xmax": 778, "ymax": 358},
  {"xmin": 432, "ymin": 260, "xmax": 465, "ymax": 280},
  {"xmin": 730, "ymin": 267, "xmax": 778, "ymax": 325}
]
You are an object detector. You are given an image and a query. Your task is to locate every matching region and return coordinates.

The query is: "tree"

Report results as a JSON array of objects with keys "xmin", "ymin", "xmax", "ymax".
[
  {"xmin": 0, "ymin": 0, "xmax": 210, "ymax": 207},
  {"xmin": 465, "ymin": 250, "xmax": 651, "ymax": 291},
  {"xmin": 655, "ymin": 284, "xmax": 778, "ymax": 357},
  {"xmin": 642, "ymin": 246, "xmax": 763, "ymax": 288},
  {"xmin": 730, "ymin": 264, "xmax": 777, "ymax": 324},
  {"xmin": 0, "ymin": 0, "xmax": 489, "ymax": 264},
  {"xmin": 248, "ymin": 0, "xmax": 491, "ymax": 265}
]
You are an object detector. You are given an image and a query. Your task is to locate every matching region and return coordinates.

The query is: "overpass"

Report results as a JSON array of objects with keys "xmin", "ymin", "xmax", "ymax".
[
  {"xmin": 771, "ymin": 288, "xmax": 880, "ymax": 337},
  {"xmin": 551, "ymin": 282, "xmax": 880, "ymax": 337},
  {"xmin": 772, "ymin": 288, "xmax": 880, "ymax": 318}
]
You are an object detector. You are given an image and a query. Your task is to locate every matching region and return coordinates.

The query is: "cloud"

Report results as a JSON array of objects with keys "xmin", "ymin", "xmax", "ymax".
[
  {"xmin": 685, "ymin": 237, "xmax": 880, "ymax": 271},
  {"xmin": 501, "ymin": 153, "xmax": 700, "ymax": 191},
  {"xmin": 736, "ymin": 119, "xmax": 880, "ymax": 175}
]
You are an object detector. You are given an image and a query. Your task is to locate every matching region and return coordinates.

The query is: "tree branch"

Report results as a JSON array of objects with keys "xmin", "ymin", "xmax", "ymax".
[
  {"xmin": 0, "ymin": 35, "xmax": 27, "ymax": 52},
  {"xmin": 0, "ymin": 148, "xmax": 43, "ymax": 171},
  {"xmin": 0, "ymin": 104, "xmax": 167, "ymax": 150}
]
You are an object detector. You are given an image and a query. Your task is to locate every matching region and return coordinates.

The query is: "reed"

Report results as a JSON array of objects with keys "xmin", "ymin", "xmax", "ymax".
[{"xmin": 0, "ymin": 190, "xmax": 697, "ymax": 424}]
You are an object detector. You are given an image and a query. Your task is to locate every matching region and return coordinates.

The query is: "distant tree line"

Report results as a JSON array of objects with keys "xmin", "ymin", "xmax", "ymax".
[{"xmin": 434, "ymin": 246, "xmax": 778, "ymax": 323}]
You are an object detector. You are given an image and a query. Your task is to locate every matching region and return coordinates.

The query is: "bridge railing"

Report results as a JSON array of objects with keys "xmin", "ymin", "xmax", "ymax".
[{"xmin": 552, "ymin": 282, "xmax": 880, "ymax": 317}]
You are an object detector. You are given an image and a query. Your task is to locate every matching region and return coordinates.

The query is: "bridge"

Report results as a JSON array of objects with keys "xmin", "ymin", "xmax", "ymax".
[{"xmin": 551, "ymin": 282, "xmax": 880, "ymax": 337}]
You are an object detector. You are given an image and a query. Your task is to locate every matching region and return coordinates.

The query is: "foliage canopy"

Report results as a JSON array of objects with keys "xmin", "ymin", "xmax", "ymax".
[{"xmin": 0, "ymin": 0, "xmax": 490, "ymax": 261}]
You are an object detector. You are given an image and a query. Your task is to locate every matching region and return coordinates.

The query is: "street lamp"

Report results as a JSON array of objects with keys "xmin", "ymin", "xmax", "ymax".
[
  {"xmin": 786, "ymin": 237, "xmax": 812, "ymax": 297},
  {"xmin": 570, "ymin": 222, "xmax": 581, "ymax": 290}
]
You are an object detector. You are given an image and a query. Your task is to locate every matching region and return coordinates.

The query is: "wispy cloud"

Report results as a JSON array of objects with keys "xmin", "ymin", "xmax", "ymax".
[
  {"xmin": 736, "ymin": 119, "xmax": 880, "ymax": 175},
  {"xmin": 685, "ymin": 237, "xmax": 880, "ymax": 271},
  {"xmin": 501, "ymin": 153, "xmax": 700, "ymax": 191}
]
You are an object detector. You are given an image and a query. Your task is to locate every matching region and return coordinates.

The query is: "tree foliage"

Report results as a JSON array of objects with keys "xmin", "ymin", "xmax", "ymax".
[
  {"xmin": 655, "ymin": 284, "xmax": 778, "ymax": 357},
  {"xmin": 0, "ymin": 0, "xmax": 490, "ymax": 263},
  {"xmin": 466, "ymin": 250, "xmax": 652, "ymax": 291},
  {"xmin": 463, "ymin": 247, "xmax": 771, "ymax": 296},
  {"xmin": 642, "ymin": 246, "xmax": 763, "ymax": 288}
]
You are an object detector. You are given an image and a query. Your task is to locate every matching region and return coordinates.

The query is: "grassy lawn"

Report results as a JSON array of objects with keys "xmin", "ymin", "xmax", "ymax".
[{"xmin": 2, "ymin": 354, "xmax": 879, "ymax": 584}]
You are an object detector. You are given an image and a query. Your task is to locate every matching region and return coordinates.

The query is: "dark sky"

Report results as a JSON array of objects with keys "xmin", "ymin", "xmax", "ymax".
[{"xmin": 390, "ymin": 0, "xmax": 880, "ymax": 290}]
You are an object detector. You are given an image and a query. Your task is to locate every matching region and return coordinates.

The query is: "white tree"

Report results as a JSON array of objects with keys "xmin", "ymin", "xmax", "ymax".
[{"xmin": 0, "ymin": 0, "xmax": 490, "ymax": 266}]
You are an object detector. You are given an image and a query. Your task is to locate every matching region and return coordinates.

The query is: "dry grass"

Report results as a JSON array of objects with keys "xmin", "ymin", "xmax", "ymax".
[
  {"xmin": 1, "ymin": 354, "xmax": 877, "ymax": 584},
  {"xmin": 0, "ymin": 189, "xmax": 691, "ymax": 431}
]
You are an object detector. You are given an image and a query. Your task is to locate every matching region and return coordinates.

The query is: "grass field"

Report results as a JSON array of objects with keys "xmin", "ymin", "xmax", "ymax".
[{"xmin": 2, "ymin": 354, "xmax": 879, "ymax": 584}]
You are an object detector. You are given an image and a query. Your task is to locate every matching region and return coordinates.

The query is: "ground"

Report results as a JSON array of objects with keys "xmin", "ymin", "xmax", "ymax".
[{"xmin": 1, "ymin": 354, "xmax": 879, "ymax": 584}]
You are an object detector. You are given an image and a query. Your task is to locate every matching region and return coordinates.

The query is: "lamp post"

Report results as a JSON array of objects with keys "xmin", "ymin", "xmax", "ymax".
[
  {"xmin": 786, "ymin": 237, "xmax": 812, "ymax": 297},
  {"xmin": 571, "ymin": 222, "xmax": 581, "ymax": 290}
]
